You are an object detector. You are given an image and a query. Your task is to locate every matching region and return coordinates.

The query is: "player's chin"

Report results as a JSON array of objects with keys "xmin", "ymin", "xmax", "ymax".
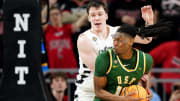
[{"xmin": 113, "ymin": 48, "xmax": 117, "ymax": 53}]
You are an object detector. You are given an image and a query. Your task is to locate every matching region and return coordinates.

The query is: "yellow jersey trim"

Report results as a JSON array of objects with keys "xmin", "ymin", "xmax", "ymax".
[
  {"xmin": 106, "ymin": 50, "xmax": 112, "ymax": 74},
  {"xmin": 143, "ymin": 52, "xmax": 146, "ymax": 74},
  {"xmin": 116, "ymin": 49, "xmax": 139, "ymax": 72}
]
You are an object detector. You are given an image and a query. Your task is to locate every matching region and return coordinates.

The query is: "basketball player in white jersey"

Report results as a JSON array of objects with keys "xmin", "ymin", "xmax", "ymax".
[{"xmin": 74, "ymin": 1, "xmax": 154, "ymax": 101}]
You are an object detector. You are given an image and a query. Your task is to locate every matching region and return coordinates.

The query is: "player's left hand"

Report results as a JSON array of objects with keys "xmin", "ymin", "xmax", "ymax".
[
  {"xmin": 146, "ymin": 88, "xmax": 152, "ymax": 101},
  {"xmin": 141, "ymin": 74, "xmax": 149, "ymax": 82},
  {"xmin": 141, "ymin": 5, "xmax": 154, "ymax": 26}
]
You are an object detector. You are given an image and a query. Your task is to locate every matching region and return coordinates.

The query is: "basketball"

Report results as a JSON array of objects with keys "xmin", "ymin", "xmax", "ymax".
[{"xmin": 121, "ymin": 85, "xmax": 148, "ymax": 101}]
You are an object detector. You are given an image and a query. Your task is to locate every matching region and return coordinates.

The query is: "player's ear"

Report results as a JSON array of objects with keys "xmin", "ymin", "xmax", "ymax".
[
  {"xmin": 105, "ymin": 13, "xmax": 108, "ymax": 20},
  {"xmin": 50, "ymin": 83, "xmax": 54, "ymax": 89},
  {"xmin": 88, "ymin": 15, "xmax": 91, "ymax": 22},
  {"xmin": 64, "ymin": 82, "xmax": 67, "ymax": 89},
  {"xmin": 129, "ymin": 38, "xmax": 134, "ymax": 46}
]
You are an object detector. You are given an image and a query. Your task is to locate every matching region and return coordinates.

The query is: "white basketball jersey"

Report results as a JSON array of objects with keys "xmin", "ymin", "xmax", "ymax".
[{"xmin": 75, "ymin": 25, "xmax": 119, "ymax": 94}]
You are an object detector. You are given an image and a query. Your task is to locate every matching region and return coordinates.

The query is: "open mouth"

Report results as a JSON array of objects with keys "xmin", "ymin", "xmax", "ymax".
[{"xmin": 94, "ymin": 23, "xmax": 101, "ymax": 26}]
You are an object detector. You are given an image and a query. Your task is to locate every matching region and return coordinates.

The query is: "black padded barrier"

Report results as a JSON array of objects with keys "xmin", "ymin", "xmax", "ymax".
[{"xmin": 0, "ymin": 0, "xmax": 53, "ymax": 101}]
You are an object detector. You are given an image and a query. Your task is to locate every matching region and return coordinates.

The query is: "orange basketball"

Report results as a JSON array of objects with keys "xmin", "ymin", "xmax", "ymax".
[{"xmin": 121, "ymin": 85, "xmax": 148, "ymax": 101}]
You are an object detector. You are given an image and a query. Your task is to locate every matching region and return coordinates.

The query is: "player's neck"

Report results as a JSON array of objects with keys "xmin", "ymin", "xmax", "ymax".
[
  {"xmin": 91, "ymin": 25, "xmax": 109, "ymax": 40},
  {"xmin": 118, "ymin": 49, "xmax": 133, "ymax": 60}
]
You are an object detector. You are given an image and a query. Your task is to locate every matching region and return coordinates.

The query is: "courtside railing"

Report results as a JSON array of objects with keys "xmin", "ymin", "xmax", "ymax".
[{"xmin": 0, "ymin": 68, "xmax": 180, "ymax": 101}]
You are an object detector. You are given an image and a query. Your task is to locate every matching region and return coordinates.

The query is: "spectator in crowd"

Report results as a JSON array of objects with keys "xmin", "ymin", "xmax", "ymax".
[
  {"xmin": 41, "ymin": 0, "xmax": 87, "ymax": 69},
  {"xmin": 58, "ymin": 0, "xmax": 89, "ymax": 25},
  {"xmin": 169, "ymin": 82, "xmax": 180, "ymax": 101},
  {"xmin": 55, "ymin": 0, "xmax": 91, "ymax": 65},
  {"xmin": 50, "ymin": 72, "xmax": 68, "ymax": 101},
  {"xmin": 149, "ymin": 41, "xmax": 180, "ymax": 95}
]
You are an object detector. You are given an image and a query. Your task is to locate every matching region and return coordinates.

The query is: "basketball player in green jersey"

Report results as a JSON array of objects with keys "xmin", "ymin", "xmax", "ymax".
[{"xmin": 93, "ymin": 24, "xmax": 166, "ymax": 101}]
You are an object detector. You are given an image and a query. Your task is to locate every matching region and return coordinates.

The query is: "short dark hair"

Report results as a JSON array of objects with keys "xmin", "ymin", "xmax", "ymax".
[
  {"xmin": 116, "ymin": 20, "xmax": 173, "ymax": 38},
  {"xmin": 50, "ymin": 72, "xmax": 67, "ymax": 84},
  {"xmin": 117, "ymin": 24, "xmax": 137, "ymax": 38},
  {"xmin": 86, "ymin": 0, "xmax": 108, "ymax": 14}
]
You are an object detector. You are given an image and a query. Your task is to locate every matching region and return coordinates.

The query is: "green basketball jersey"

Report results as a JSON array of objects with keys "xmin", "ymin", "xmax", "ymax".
[{"xmin": 94, "ymin": 48, "xmax": 153, "ymax": 101}]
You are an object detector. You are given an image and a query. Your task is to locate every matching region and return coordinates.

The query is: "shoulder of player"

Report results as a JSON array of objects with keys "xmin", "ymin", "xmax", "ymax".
[
  {"xmin": 77, "ymin": 29, "xmax": 90, "ymax": 40},
  {"xmin": 77, "ymin": 33, "xmax": 93, "ymax": 51},
  {"xmin": 97, "ymin": 50, "xmax": 110, "ymax": 59},
  {"xmin": 77, "ymin": 29, "xmax": 93, "ymax": 44},
  {"xmin": 113, "ymin": 25, "xmax": 120, "ymax": 29},
  {"xmin": 144, "ymin": 52, "xmax": 153, "ymax": 62},
  {"xmin": 136, "ymin": 49, "xmax": 153, "ymax": 61},
  {"xmin": 108, "ymin": 25, "xmax": 120, "ymax": 30},
  {"xmin": 77, "ymin": 33, "xmax": 89, "ymax": 45}
]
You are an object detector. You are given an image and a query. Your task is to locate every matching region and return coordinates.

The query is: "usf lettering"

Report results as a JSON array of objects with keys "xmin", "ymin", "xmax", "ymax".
[{"xmin": 0, "ymin": 0, "xmax": 52, "ymax": 101}]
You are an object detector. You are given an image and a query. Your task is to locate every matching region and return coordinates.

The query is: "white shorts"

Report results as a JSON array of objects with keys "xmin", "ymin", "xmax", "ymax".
[
  {"xmin": 74, "ymin": 73, "xmax": 95, "ymax": 101},
  {"xmin": 74, "ymin": 87, "xmax": 95, "ymax": 101}
]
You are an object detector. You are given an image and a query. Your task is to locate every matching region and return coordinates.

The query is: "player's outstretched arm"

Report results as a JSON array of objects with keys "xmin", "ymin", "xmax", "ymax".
[
  {"xmin": 77, "ymin": 34, "xmax": 97, "ymax": 72},
  {"xmin": 134, "ymin": 36, "xmax": 152, "ymax": 44},
  {"xmin": 134, "ymin": 5, "xmax": 154, "ymax": 44}
]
